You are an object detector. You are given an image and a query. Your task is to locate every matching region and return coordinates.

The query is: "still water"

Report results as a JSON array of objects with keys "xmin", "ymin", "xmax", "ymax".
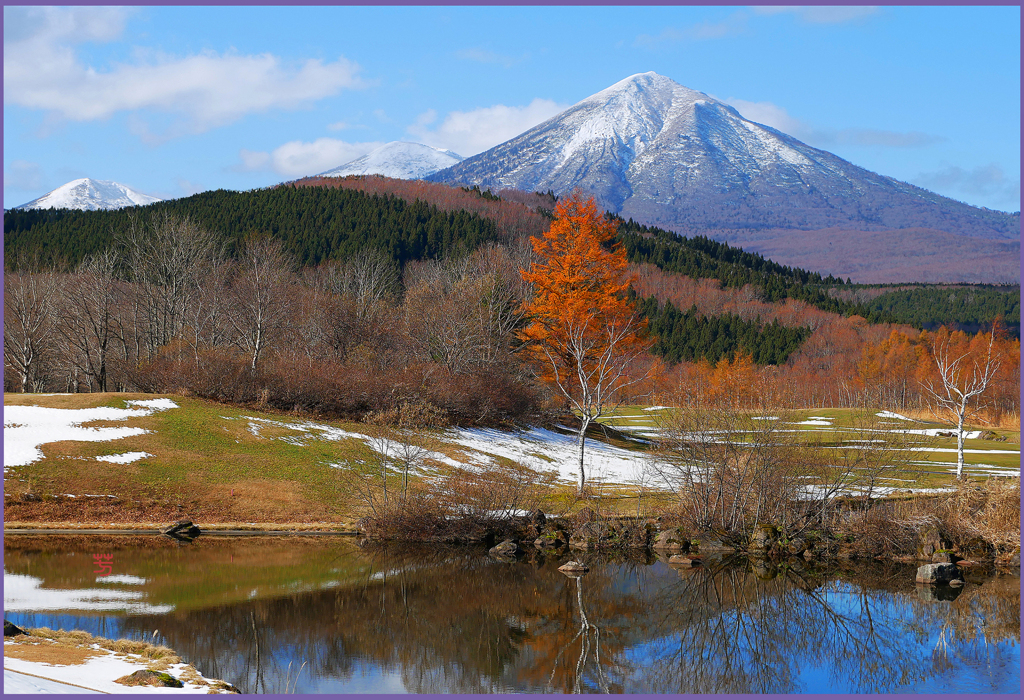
[{"xmin": 3, "ymin": 535, "xmax": 1019, "ymax": 694}]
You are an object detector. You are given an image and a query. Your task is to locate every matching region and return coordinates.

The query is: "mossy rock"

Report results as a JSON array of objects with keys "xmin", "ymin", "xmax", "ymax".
[{"xmin": 115, "ymin": 670, "xmax": 184, "ymax": 688}]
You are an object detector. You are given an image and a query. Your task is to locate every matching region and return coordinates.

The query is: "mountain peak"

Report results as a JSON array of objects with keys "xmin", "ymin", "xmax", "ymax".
[
  {"xmin": 428, "ymin": 72, "xmax": 1018, "ymax": 248},
  {"xmin": 16, "ymin": 178, "xmax": 162, "ymax": 211},
  {"xmin": 319, "ymin": 142, "xmax": 463, "ymax": 180}
]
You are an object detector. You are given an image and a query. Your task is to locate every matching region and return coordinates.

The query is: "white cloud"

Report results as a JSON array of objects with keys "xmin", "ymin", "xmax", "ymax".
[
  {"xmin": 914, "ymin": 163, "xmax": 1020, "ymax": 210},
  {"xmin": 722, "ymin": 98, "xmax": 805, "ymax": 134},
  {"xmin": 3, "ymin": 6, "xmax": 367, "ymax": 137},
  {"xmin": 724, "ymin": 98, "xmax": 944, "ymax": 149},
  {"xmin": 237, "ymin": 139, "xmax": 387, "ymax": 178},
  {"xmin": 406, "ymin": 99, "xmax": 567, "ymax": 156},
  {"xmin": 752, "ymin": 6, "xmax": 880, "ymax": 24}
]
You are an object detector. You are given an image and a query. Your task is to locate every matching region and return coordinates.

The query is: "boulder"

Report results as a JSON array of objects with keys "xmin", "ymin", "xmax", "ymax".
[
  {"xmin": 652, "ymin": 529, "xmax": 690, "ymax": 553},
  {"xmin": 667, "ymin": 555, "xmax": 702, "ymax": 568},
  {"xmin": 916, "ymin": 562, "xmax": 960, "ymax": 585},
  {"xmin": 913, "ymin": 521, "xmax": 951, "ymax": 560},
  {"xmin": 4, "ymin": 620, "xmax": 27, "ymax": 637},
  {"xmin": 534, "ymin": 529, "xmax": 567, "ymax": 549},
  {"xmin": 527, "ymin": 509, "xmax": 547, "ymax": 527},
  {"xmin": 489, "ymin": 539, "xmax": 522, "ymax": 558},
  {"xmin": 114, "ymin": 670, "xmax": 184, "ymax": 688},
  {"xmin": 558, "ymin": 560, "xmax": 590, "ymax": 574},
  {"xmin": 748, "ymin": 525, "xmax": 779, "ymax": 553},
  {"xmin": 690, "ymin": 531, "xmax": 736, "ymax": 553},
  {"xmin": 786, "ymin": 537, "xmax": 807, "ymax": 556},
  {"xmin": 161, "ymin": 519, "xmax": 201, "ymax": 539}
]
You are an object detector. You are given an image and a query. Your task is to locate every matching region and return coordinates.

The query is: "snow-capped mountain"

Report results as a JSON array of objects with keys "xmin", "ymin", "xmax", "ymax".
[
  {"xmin": 16, "ymin": 178, "xmax": 162, "ymax": 211},
  {"xmin": 429, "ymin": 72, "xmax": 1017, "ymax": 242},
  {"xmin": 320, "ymin": 142, "xmax": 463, "ymax": 180}
]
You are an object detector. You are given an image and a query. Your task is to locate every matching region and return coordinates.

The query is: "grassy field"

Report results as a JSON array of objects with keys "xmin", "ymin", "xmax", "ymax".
[{"xmin": 3, "ymin": 392, "xmax": 1019, "ymax": 525}]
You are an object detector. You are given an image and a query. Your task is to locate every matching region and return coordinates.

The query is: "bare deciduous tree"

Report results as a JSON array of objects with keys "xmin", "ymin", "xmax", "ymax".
[
  {"xmin": 225, "ymin": 236, "xmax": 297, "ymax": 372},
  {"xmin": 921, "ymin": 330, "xmax": 1001, "ymax": 479},
  {"xmin": 4, "ymin": 270, "xmax": 60, "ymax": 392}
]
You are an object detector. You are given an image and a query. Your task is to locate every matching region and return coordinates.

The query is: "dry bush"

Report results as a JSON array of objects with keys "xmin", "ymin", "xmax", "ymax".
[
  {"xmin": 647, "ymin": 405, "xmax": 801, "ymax": 534},
  {"xmin": 941, "ymin": 479, "xmax": 1020, "ymax": 554},
  {"xmin": 835, "ymin": 506, "xmax": 918, "ymax": 558},
  {"xmin": 430, "ymin": 463, "xmax": 544, "ymax": 520}
]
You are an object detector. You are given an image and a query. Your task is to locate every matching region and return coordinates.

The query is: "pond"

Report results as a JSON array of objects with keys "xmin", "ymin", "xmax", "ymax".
[{"xmin": 3, "ymin": 535, "xmax": 1019, "ymax": 694}]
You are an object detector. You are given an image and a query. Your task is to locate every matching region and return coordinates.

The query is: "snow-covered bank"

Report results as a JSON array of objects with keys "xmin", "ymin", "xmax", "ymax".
[{"xmin": 3, "ymin": 639, "xmax": 235, "ymax": 694}]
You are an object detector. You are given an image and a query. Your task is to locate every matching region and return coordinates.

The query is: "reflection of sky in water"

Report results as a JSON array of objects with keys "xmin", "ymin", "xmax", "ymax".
[{"xmin": 619, "ymin": 580, "xmax": 1020, "ymax": 694}]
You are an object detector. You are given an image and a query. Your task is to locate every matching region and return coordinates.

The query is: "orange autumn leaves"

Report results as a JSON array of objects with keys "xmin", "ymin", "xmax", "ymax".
[{"xmin": 517, "ymin": 192, "xmax": 649, "ymax": 398}]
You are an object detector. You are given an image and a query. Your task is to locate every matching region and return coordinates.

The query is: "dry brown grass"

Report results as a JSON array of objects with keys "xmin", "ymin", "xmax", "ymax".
[
  {"xmin": 889, "ymin": 478, "xmax": 1020, "ymax": 556},
  {"xmin": 2, "ymin": 392, "xmax": 157, "ymax": 409},
  {"xmin": 3, "ymin": 641, "xmax": 105, "ymax": 666}
]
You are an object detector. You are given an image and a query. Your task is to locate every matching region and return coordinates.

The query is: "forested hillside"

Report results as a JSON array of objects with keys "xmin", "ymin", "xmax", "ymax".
[
  {"xmin": 6, "ymin": 177, "xmax": 1017, "ymax": 419},
  {"xmin": 4, "ymin": 185, "xmax": 501, "ymax": 268}
]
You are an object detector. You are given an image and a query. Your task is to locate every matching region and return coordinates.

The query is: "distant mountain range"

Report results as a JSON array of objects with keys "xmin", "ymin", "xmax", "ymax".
[
  {"xmin": 13, "ymin": 73, "xmax": 1018, "ymax": 282},
  {"xmin": 319, "ymin": 142, "xmax": 463, "ymax": 179},
  {"xmin": 15, "ymin": 178, "xmax": 162, "ymax": 211}
]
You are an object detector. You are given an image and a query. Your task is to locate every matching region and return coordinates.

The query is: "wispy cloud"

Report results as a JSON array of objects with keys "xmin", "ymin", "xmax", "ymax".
[
  {"xmin": 237, "ymin": 139, "xmax": 387, "ymax": 178},
  {"xmin": 635, "ymin": 10, "xmax": 750, "ymax": 47},
  {"xmin": 3, "ymin": 6, "xmax": 368, "ymax": 139},
  {"xmin": 635, "ymin": 5, "xmax": 879, "ymax": 48},
  {"xmin": 752, "ymin": 6, "xmax": 880, "ymax": 25},
  {"xmin": 3, "ymin": 160, "xmax": 44, "ymax": 192},
  {"xmin": 407, "ymin": 98, "xmax": 568, "ymax": 156},
  {"xmin": 724, "ymin": 98, "xmax": 944, "ymax": 149},
  {"xmin": 455, "ymin": 47, "xmax": 528, "ymax": 68},
  {"xmin": 914, "ymin": 164, "xmax": 1020, "ymax": 210}
]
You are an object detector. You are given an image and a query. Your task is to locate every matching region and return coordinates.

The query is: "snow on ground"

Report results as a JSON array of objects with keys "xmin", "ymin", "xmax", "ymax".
[
  {"xmin": 3, "ymin": 400, "xmax": 178, "ymax": 468},
  {"xmin": 4, "ymin": 643, "xmax": 229, "ymax": 694},
  {"xmin": 796, "ymin": 419, "xmax": 833, "ymax": 426},
  {"xmin": 445, "ymin": 426, "xmax": 648, "ymax": 485},
  {"xmin": 4, "ymin": 668, "xmax": 102, "ymax": 694},
  {"xmin": 4, "ymin": 573, "xmax": 174, "ymax": 615},
  {"xmin": 642, "ymin": 406, "xmax": 668, "ymax": 411},
  {"xmin": 877, "ymin": 411, "xmax": 914, "ymax": 421},
  {"xmin": 96, "ymin": 452, "xmax": 151, "ymax": 464}
]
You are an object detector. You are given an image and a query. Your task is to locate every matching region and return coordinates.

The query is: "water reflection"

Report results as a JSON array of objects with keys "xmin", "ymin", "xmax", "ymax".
[{"xmin": 3, "ymin": 536, "xmax": 1019, "ymax": 694}]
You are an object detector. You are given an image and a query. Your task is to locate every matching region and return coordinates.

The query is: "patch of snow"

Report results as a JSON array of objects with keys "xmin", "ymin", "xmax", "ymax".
[
  {"xmin": 3, "ymin": 400, "xmax": 178, "ymax": 467},
  {"xmin": 876, "ymin": 411, "xmax": 914, "ymax": 421},
  {"xmin": 797, "ymin": 420, "xmax": 832, "ymax": 426},
  {"xmin": 751, "ymin": 416, "xmax": 780, "ymax": 421},
  {"xmin": 3, "ymin": 669, "xmax": 103, "ymax": 694},
  {"xmin": 96, "ymin": 452, "xmax": 151, "ymax": 464},
  {"xmin": 125, "ymin": 398, "xmax": 178, "ymax": 411},
  {"xmin": 642, "ymin": 406, "xmax": 669, "ymax": 411}
]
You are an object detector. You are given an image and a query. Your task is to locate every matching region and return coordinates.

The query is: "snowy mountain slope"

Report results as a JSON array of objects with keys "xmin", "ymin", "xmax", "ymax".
[
  {"xmin": 16, "ymin": 178, "xmax": 162, "ymax": 211},
  {"xmin": 320, "ymin": 142, "xmax": 463, "ymax": 180},
  {"xmin": 429, "ymin": 72, "xmax": 1018, "ymax": 242}
]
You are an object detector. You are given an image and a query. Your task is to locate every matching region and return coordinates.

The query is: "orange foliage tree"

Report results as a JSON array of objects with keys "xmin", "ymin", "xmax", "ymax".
[{"xmin": 519, "ymin": 192, "xmax": 652, "ymax": 493}]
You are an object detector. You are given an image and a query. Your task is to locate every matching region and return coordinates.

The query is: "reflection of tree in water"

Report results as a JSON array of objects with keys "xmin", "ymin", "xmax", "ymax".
[{"xmin": 119, "ymin": 545, "xmax": 1019, "ymax": 694}]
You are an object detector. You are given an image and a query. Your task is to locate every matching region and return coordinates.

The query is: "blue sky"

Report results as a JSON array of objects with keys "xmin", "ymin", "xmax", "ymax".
[{"xmin": 3, "ymin": 4, "xmax": 1020, "ymax": 212}]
